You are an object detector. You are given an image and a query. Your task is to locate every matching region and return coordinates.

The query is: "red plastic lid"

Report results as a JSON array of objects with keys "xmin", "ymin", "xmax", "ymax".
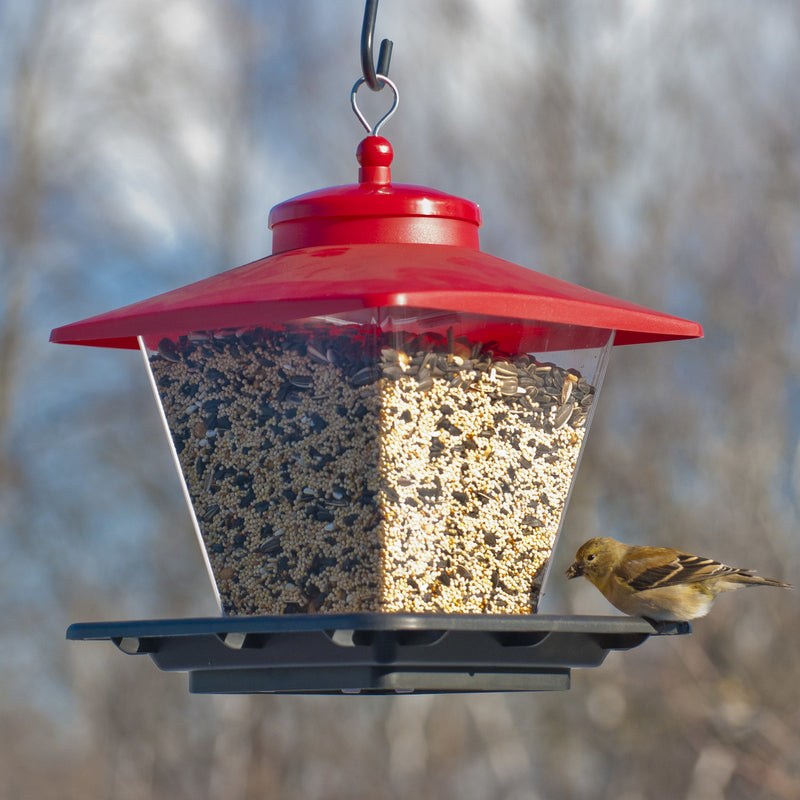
[
  {"xmin": 269, "ymin": 137, "xmax": 481, "ymax": 253},
  {"xmin": 50, "ymin": 136, "xmax": 702, "ymax": 349}
]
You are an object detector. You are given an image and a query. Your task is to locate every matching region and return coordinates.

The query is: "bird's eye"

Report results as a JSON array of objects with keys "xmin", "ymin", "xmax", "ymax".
[{"xmin": 586, "ymin": 554, "xmax": 596, "ymax": 562}]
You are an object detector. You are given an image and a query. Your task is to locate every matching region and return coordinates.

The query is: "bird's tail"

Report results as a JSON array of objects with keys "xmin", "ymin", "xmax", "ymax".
[{"xmin": 733, "ymin": 571, "xmax": 792, "ymax": 589}]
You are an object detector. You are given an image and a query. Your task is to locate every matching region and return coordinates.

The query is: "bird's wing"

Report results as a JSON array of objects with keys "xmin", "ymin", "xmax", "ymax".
[{"xmin": 621, "ymin": 549, "xmax": 743, "ymax": 592}]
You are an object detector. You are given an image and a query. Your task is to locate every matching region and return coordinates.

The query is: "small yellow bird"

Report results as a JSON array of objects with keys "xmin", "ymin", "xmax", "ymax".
[{"xmin": 566, "ymin": 536, "xmax": 791, "ymax": 622}]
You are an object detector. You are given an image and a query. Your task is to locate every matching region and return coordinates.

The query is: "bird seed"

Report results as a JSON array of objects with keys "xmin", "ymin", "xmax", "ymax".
[{"xmin": 146, "ymin": 325, "xmax": 595, "ymax": 615}]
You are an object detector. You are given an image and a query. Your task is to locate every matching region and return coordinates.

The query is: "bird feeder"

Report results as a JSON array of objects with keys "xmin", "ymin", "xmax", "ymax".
[{"xmin": 54, "ymin": 7, "xmax": 700, "ymax": 693}]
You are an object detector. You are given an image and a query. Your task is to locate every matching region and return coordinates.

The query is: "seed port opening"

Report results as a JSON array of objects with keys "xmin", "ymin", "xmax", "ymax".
[
  {"xmin": 113, "ymin": 636, "xmax": 158, "ymax": 655},
  {"xmin": 217, "ymin": 632, "xmax": 270, "ymax": 650},
  {"xmin": 491, "ymin": 631, "xmax": 549, "ymax": 648}
]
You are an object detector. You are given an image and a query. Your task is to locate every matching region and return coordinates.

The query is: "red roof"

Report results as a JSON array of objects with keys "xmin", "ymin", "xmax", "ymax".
[{"xmin": 50, "ymin": 243, "xmax": 701, "ymax": 349}]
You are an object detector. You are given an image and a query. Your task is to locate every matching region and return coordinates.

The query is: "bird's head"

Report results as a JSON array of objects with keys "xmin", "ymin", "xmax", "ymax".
[{"xmin": 565, "ymin": 537, "xmax": 624, "ymax": 584}]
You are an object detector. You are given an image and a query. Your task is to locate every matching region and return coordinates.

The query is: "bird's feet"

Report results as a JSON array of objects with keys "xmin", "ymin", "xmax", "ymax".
[{"xmin": 642, "ymin": 617, "xmax": 692, "ymax": 635}]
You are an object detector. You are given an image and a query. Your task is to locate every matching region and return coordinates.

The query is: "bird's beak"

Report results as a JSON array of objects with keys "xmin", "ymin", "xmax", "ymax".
[{"xmin": 565, "ymin": 562, "xmax": 582, "ymax": 579}]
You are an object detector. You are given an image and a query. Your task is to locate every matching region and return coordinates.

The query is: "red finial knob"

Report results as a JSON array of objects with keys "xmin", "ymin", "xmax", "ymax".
[{"xmin": 357, "ymin": 136, "xmax": 393, "ymax": 185}]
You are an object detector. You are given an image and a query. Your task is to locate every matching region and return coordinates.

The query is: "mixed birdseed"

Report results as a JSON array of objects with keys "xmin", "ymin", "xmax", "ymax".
[{"xmin": 147, "ymin": 325, "xmax": 596, "ymax": 615}]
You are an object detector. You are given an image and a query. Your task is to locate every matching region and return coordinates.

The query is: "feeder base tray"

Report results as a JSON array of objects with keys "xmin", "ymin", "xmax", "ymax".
[{"xmin": 66, "ymin": 614, "xmax": 689, "ymax": 694}]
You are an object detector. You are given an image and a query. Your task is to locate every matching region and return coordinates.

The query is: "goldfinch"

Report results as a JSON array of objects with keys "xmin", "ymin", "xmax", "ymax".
[{"xmin": 566, "ymin": 536, "xmax": 791, "ymax": 622}]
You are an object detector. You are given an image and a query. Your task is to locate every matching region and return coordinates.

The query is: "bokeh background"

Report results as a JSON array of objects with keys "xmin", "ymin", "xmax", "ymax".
[{"xmin": 2, "ymin": 1, "xmax": 799, "ymax": 798}]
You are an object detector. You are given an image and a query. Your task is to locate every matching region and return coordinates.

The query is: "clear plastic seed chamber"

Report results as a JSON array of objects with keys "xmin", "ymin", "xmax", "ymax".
[{"xmin": 141, "ymin": 311, "xmax": 612, "ymax": 617}]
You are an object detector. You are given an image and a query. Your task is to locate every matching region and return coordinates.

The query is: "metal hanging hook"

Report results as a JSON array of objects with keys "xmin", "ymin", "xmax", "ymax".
[{"xmin": 361, "ymin": 0, "xmax": 393, "ymax": 91}]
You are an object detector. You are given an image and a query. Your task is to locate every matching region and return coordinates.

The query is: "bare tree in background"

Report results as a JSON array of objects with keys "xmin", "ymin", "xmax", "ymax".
[{"xmin": 1, "ymin": 1, "xmax": 798, "ymax": 798}]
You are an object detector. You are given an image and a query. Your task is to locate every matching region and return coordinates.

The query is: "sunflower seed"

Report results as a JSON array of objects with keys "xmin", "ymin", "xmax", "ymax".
[
  {"xmin": 350, "ymin": 366, "xmax": 379, "ymax": 387},
  {"xmin": 553, "ymin": 402, "xmax": 575, "ymax": 429},
  {"xmin": 157, "ymin": 338, "xmax": 181, "ymax": 362},
  {"xmin": 561, "ymin": 377, "xmax": 573, "ymax": 404},
  {"xmin": 307, "ymin": 344, "xmax": 329, "ymax": 364},
  {"xmin": 381, "ymin": 364, "xmax": 405, "ymax": 379},
  {"xmin": 260, "ymin": 536, "xmax": 282, "ymax": 554},
  {"xmin": 500, "ymin": 378, "xmax": 519, "ymax": 395},
  {"xmin": 494, "ymin": 362, "xmax": 518, "ymax": 377}
]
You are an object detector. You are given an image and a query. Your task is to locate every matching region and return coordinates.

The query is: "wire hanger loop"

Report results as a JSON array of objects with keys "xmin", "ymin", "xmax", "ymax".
[{"xmin": 351, "ymin": 75, "xmax": 399, "ymax": 136}]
